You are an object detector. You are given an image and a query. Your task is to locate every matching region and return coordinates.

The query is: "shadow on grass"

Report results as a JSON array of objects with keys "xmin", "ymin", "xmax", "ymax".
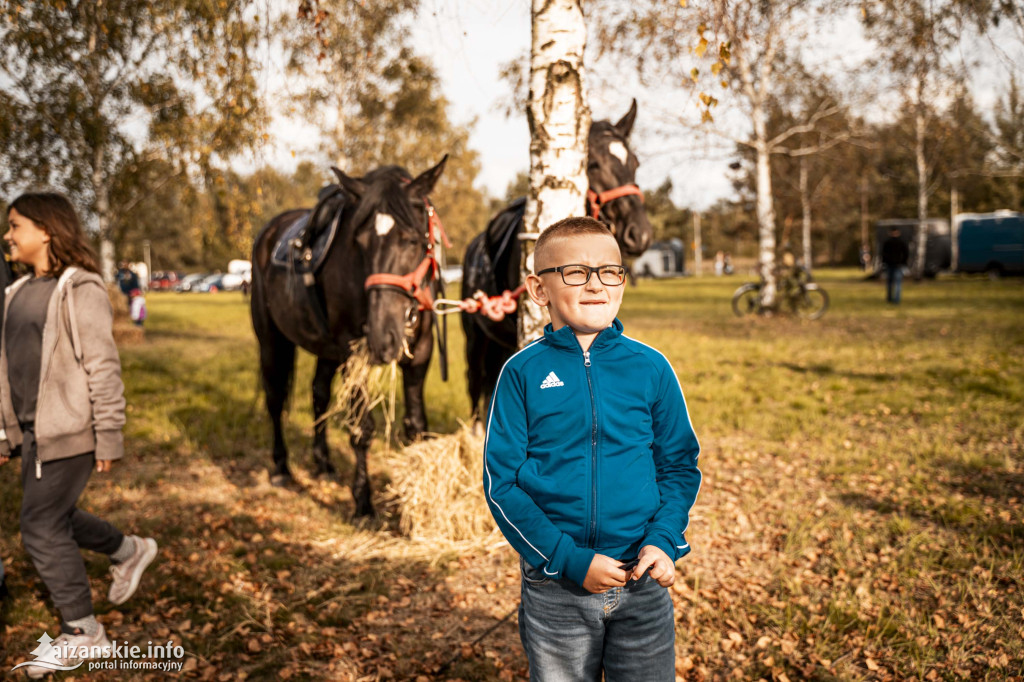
[
  {"xmin": 837, "ymin": 488, "xmax": 1023, "ymax": 551},
  {"xmin": 147, "ymin": 328, "xmax": 236, "ymax": 344},
  {"xmin": 934, "ymin": 454, "xmax": 1024, "ymax": 504},
  {"xmin": 775, "ymin": 361, "xmax": 893, "ymax": 383}
]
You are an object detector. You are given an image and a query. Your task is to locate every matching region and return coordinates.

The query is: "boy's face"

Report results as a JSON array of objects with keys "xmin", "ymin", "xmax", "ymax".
[{"xmin": 526, "ymin": 233, "xmax": 624, "ymax": 338}]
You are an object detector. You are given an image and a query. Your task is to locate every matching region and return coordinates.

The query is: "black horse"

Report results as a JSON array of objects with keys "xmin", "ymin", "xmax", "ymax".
[
  {"xmin": 461, "ymin": 101, "xmax": 653, "ymax": 424},
  {"xmin": 251, "ymin": 157, "xmax": 447, "ymax": 517}
]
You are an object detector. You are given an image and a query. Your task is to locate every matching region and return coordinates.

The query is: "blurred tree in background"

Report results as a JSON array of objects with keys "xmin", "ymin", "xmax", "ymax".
[
  {"xmin": 285, "ymin": 1, "xmax": 489, "ymax": 261},
  {"xmin": 0, "ymin": 0, "xmax": 266, "ymax": 278}
]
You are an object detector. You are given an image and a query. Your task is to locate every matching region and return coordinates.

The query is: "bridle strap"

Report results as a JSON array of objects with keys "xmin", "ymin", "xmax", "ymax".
[
  {"xmin": 364, "ymin": 196, "xmax": 447, "ymax": 311},
  {"xmin": 587, "ymin": 184, "xmax": 644, "ymax": 220},
  {"xmin": 365, "ymin": 255, "xmax": 436, "ymax": 311}
]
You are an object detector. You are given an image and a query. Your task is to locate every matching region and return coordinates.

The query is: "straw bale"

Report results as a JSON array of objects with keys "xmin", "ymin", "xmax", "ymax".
[{"xmin": 382, "ymin": 424, "xmax": 500, "ymax": 549}]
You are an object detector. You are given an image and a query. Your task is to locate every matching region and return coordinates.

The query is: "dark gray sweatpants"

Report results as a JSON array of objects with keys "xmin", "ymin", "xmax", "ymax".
[{"xmin": 19, "ymin": 428, "xmax": 124, "ymax": 622}]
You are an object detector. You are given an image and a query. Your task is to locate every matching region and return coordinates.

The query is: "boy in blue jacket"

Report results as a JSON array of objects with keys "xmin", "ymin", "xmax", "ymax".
[{"xmin": 484, "ymin": 216, "xmax": 701, "ymax": 681}]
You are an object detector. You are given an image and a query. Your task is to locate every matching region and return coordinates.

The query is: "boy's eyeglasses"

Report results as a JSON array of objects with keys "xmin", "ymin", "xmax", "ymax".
[{"xmin": 536, "ymin": 264, "xmax": 627, "ymax": 286}]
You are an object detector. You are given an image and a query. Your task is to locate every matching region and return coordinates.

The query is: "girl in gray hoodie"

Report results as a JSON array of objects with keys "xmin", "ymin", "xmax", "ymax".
[{"xmin": 1, "ymin": 192, "xmax": 157, "ymax": 677}]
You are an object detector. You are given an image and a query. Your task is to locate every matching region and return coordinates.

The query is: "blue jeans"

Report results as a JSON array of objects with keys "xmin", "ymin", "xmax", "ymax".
[
  {"xmin": 886, "ymin": 266, "xmax": 904, "ymax": 303},
  {"xmin": 518, "ymin": 557, "xmax": 676, "ymax": 682}
]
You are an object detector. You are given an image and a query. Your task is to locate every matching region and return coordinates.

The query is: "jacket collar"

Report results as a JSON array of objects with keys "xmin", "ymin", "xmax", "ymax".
[{"xmin": 542, "ymin": 317, "xmax": 624, "ymax": 353}]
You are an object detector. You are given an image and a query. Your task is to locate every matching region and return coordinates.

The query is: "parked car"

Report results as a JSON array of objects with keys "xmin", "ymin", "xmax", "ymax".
[
  {"xmin": 175, "ymin": 273, "xmax": 208, "ymax": 292},
  {"xmin": 149, "ymin": 271, "xmax": 184, "ymax": 290},
  {"xmin": 228, "ymin": 259, "xmax": 252, "ymax": 284},
  {"xmin": 198, "ymin": 272, "xmax": 244, "ymax": 293}
]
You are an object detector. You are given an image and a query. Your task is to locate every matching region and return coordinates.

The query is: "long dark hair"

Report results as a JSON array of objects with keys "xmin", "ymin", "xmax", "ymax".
[{"xmin": 8, "ymin": 192, "xmax": 100, "ymax": 275}]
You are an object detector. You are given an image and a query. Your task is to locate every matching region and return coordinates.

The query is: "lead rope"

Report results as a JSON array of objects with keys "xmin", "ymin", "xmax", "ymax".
[{"xmin": 432, "ymin": 285, "xmax": 527, "ymax": 322}]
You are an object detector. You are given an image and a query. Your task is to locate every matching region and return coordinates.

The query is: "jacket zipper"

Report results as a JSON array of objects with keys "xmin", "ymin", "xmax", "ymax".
[{"xmin": 583, "ymin": 349, "xmax": 598, "ymax": 547}]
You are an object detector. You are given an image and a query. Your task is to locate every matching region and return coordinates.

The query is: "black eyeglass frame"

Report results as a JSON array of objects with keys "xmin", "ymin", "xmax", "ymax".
[{"xmin": 535, "ymin": 264, "xmax": 627, "ymax": 286}]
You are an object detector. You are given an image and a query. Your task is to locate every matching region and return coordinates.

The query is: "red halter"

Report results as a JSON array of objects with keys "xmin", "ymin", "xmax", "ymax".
[
  {"xmin": 363, "ymin": 201, "xmax": 450, "ymax": 311},
  {"xmin": 586, "ymin": 184, "xmax": 644, "ymax": 221}
]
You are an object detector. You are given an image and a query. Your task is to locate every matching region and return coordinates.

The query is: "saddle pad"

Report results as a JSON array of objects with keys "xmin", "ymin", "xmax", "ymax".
[{"xmin": 270, "ymin": 192, "xmax": 347, "ymax": 274}]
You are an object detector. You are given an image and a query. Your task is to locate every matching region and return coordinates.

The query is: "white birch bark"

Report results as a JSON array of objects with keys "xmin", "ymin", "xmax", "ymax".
[
  {"xmin": 914, "ymin": 76, "xmax": 929, "ymax": 278},
  {"xmin": 726, "ymin": 0, "xmax": 779, "ymax": 306},
  {"xmin": 519, "ymin": 0, "xmax": 590, "ymax": 347},
  {"xmin": 860, "ymin": 176, "xmax": 870, "ymax": 267},
  {"xmin": 800, "ymin": 156, "xmax": 812, "ymax": 271},
  {"xmin": 93, "ymin": 142, "xmax": 116, "ymax": 283},
  {"xmin": 753, "ymin": 123, "xmax": 777, "ymax": 304}
]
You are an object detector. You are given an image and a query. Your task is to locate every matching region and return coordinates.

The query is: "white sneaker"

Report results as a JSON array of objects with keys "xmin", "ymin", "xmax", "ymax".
[
  {"xmin": 23, "ymin": 624, "xmax": 112, "ymax": 678},
  {"xmin": 108, "ymin": 536, "xmax": 158, "ymax": 605}
]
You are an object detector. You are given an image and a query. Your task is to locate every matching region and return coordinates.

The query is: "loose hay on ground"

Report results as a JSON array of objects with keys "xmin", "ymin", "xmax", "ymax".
[{"xmin": 383, "ymin": 425, "xmax": 501, "ymax": 550}]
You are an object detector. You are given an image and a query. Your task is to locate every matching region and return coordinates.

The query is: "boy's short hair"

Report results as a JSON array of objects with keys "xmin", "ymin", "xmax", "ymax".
[{"xmin": 534, "ymin": 217, "xmax": 618, "ymax": 270}]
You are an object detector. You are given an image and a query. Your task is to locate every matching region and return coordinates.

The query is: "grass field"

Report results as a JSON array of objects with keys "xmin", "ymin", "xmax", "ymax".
[{"xmin": 1, "ymin": 270, "xmax": 1022, "ymax": 680}]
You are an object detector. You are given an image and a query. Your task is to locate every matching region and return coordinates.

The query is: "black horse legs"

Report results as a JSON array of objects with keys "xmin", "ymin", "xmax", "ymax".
[
  {"xmin": 311, "ymin": 358, "xmax": 341, "ymax": 479},
  {"xmin": 401, "ymin": 360, "xmax": 429, "ymax": 440},
  {"xmin": 257, "ymin": 326, "xmax": 296, "ymax": 487},
  {"xmin": 465, "ymin": 332, "xmax": 512, "ymax": 431},
  {"xmin": 400, "ymin": 320, "xmax": 434, "ymax": 440},
  {"xmin": 465, "ymin": 325, "xmax": 485, "ymax": 425},
  {"xmin": 347, "ymin": 380, "xmax": 376, "ymax": 517}
]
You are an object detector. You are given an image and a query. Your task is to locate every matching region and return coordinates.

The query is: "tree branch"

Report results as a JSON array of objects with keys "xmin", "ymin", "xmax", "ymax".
[
  {"xmin": 782, "ymin": 132, "xmax": 853, "ymax": 157},
  {"xmin": 768, "ymin": 103, "xmax": 843, "ymax": 148},
  {"xmin": 120, "ymin": 170, "xmax": 182, "ymax": 215}
]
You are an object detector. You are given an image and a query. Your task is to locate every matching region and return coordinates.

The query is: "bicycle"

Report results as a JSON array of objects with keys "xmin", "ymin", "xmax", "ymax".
[{"xmin": 731, "ymin": 269, "xmax": 829, "ymax": 320}]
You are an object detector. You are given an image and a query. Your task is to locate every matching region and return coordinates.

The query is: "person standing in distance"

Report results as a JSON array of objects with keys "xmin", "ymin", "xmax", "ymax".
[
  {"xmin": 881, "ymin": 227, "xmax": 910, "ymax": 304},
  {"xmin": 484, "ymin": 216, "xmax": 702, "ymax": 681}
]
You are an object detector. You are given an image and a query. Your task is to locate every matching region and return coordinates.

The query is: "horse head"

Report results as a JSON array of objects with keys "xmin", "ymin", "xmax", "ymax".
[
  {"xmin": 331, "ymin": 156, "xmax": 448, "ymax": 365},
  {"xmin": 587, "ymin": 99, "xmax": 653, "ymax": 257}
]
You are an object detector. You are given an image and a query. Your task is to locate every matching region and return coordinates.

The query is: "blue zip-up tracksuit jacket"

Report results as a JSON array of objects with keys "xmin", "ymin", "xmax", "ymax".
[{"xmin": 483, "ymin": 318, "xmax": 702, "ymax": 588}]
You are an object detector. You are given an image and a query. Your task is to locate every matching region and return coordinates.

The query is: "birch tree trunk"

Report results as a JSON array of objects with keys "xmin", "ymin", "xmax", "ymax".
[
  {"xmin": 800, "ymin": 156, "xmax": 812, "ymax": 272},
  {"xmin": 93, "ymin": 142, "xmax": 115, "ymax": 283},
  {"xmin": 519, "ymin": 0, "xmax": 590, "ymax": 347},
  {"xmin": 727, "ymin": 2, "xmax": 779, "ymax": 307},
  {"xmin": 753, "ymin": 102, "xmax": 777, "ymax": 304},
  {"xmin": 913, "ymin": 76, "xmax": 929, "ymax": 279},
  {"xmin": 860, "ymin": 176, "xmax": 870, "ymax": 268},
  {"xmin": 84, "ymin": 21, "xmax": 115, "ymax": 284}
]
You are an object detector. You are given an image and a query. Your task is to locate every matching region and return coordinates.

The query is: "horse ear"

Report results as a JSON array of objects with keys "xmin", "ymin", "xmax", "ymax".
[
  {"xmin": 614, "ymin": 99, "xmax": 638, "ymax": 139},
  {"xmin": 406, "ymin": 155, "xmax": 448, "ymax": 199},
  {"xmin": 331, "ymin": 166, "xmax": 366, "ymax": 198}
]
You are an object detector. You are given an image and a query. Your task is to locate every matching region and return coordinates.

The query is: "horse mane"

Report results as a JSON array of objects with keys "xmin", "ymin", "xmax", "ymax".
[{"xmin": 347, "ymin": 165, "xmax": 421, "ymax": 239}]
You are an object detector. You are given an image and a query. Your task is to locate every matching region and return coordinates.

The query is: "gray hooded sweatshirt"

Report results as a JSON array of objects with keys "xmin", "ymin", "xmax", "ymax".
[{"xmin": 0, "ymin": 267, "xmax": 125, "ymax": 467}]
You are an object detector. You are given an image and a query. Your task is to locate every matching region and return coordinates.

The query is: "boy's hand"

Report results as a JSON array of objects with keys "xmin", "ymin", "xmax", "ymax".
[
  {"xmin": 633, "ymin": 545, "xmax": 676, "ymax": 587},
  {"xmin": 96, "ymin": 459, "xmax": 114, "ymax": 473},
  {"xmin": 583, "ymin": 554, "xmax": 629, "ymax": 593},
  {"xmin": 0, "ymin": 454, "xmax": 8, "ymax": 467}
]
